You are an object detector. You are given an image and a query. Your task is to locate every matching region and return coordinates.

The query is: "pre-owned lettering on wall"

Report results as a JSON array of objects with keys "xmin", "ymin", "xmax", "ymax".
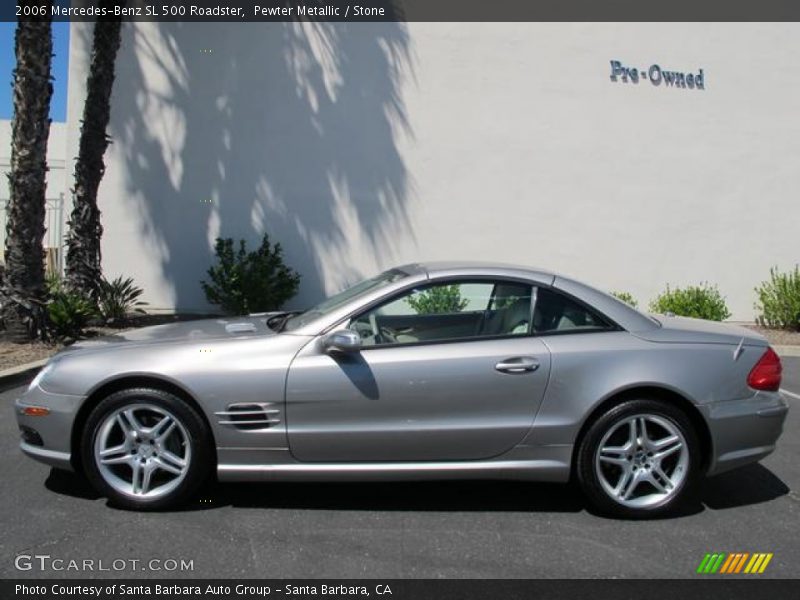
[{"xmin": 609, "ymin": 60, "xmax": 705, "ymax": 90}]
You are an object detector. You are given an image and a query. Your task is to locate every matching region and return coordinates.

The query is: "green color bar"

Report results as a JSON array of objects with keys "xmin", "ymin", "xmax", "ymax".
[
  {"xmin": 697, "ymin": 554, "xmax": 712, "ymax": 574},
  {"xmin": 704, "ymin": 554, "xmax": 719, "ymax": 573},
  {"xmin": 710, "ymin": 553, "xmax": 727, "ymax": 573}
]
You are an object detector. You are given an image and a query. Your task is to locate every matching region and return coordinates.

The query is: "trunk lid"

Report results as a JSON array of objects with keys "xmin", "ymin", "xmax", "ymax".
[{"xmin": 633, "ymin": 314, "xmax": 768, "ymax": 347}]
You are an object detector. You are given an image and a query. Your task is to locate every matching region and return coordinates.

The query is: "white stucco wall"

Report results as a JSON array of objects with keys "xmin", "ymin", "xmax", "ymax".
[{"xmin": 65, "ymin": 22, "xmax": 800, "ymax": 319}]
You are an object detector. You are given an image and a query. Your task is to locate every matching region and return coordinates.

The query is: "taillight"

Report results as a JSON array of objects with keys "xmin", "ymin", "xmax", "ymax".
[{"xmin": 747, "ymin": 347, "xmax": 782, "ymax": 391}]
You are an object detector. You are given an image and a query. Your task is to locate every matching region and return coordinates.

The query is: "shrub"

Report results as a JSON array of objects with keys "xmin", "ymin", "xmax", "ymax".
[
  {"xmin": 407, "ymin": 285, "xmax": 468, "ymax": 315},
  {"xmin": 610, "ymin": 291, "xmax": 638, "ymax": 308},
  {"xmin": 649, "ymin": 283, "xmax": 731, "ymax": 321},
  {"xmin": 755, "ymin": 266, "xmax": 800, "ymax": 331},
  {"xmin": 45, "ymin": 272, "xmax": 64, "ymax": 296},
  {"xmin": 98, "ymin": 276, "xmax": 148, "ymax": 326},
  {"xmin": 201, "ymin": 234, "xmax": 300, "ymax": 315},
  {"xmin": 47, "ymin": 290, "xmax": 96, "ymax": 340}
]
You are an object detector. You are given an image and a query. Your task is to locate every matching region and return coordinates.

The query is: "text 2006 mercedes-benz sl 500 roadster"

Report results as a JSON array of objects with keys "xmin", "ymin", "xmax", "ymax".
[{"xmin": 15, "ymin": 262, "xmax": 787, "ymax": 517}]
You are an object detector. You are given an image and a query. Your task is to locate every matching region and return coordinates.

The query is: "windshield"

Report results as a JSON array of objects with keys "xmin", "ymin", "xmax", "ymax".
[{"xmin": 282, "ymin": 269, "xmax": 410, "ymax": 331}]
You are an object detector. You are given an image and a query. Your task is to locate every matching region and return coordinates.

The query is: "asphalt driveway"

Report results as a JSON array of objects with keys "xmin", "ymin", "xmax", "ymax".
[{"xmin": 1, "ymin": 359, "xmax": 798, "ymax": 579}]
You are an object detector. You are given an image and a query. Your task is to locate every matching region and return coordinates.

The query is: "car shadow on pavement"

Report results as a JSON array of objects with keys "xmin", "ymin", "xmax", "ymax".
[
  {"xmin": 699, "ymin": 463, "xmax": 790, "ymax": 510},
  {"xmin": 44, "ymin": 469, "xmax": 102, "ymax": 500},
  {"xmin": 43, "ymin": 463, "xmax": 788, "ymax": 518},
  {"xmin": 202, "ymin": 480, "xmax": 589, "ymax": 513}
]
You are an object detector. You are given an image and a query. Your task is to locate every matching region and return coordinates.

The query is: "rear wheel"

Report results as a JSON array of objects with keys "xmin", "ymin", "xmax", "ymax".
[
  {"xmin": 81, "ymin": 388, "xmax": 212, "ymax": 510},
  {"xmin": 576, "ymin": 398, "xmax": 701, "ymax": 518}
]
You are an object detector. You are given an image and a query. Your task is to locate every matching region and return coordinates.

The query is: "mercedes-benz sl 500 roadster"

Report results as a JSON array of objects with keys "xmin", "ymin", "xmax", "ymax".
[{"xmin": 15, "ymin": 262, "xmax": 787, "ymax": 517}]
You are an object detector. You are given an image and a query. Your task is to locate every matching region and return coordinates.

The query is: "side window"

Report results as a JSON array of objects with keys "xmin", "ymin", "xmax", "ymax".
[
  {"xmin": 533, "ymin": 287, "xmax": 613, "ymax": 334},
  {"xmin": 349, "ymin": 281, "xmax": 533, "ymax": 347}
]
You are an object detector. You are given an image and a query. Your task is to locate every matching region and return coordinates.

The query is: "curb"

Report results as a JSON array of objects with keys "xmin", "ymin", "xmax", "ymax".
[{"xmin": 0, "ymin": 358, "xmax": 48, "ymax": 392}]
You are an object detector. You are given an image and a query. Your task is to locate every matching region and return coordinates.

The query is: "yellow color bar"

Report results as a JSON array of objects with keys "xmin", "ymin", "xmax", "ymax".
[
  {"xmin": 744, "ymin": 554, "xmax": 759, "ymax": 573},
  {"xmin": 757, "ymin": 553, "xmax": 773, "ymax": 574}
]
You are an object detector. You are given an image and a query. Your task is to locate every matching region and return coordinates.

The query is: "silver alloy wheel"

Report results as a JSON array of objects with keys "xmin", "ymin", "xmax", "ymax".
[
  {"xmin": 594, "ymin": 413, "xmax": 689, "ymax": 509},
  {"xmin": 94, "ymin": 403, "xmax": 191, "ymax": 499}
]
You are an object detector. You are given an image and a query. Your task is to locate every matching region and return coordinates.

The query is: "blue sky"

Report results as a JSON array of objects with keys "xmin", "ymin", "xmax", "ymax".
[{"xmin": 0, "ymin": 21, "xmax": 70, "ymax": 122}]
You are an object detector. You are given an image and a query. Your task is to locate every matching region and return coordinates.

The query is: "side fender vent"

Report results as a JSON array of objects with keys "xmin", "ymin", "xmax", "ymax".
[{"xmin": 215, "ymin": 402, "xmax": 280, "ymax": 431}]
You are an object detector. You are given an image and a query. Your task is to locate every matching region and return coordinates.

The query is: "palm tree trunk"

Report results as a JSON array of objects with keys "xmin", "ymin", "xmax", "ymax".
[
  {"xmin": 65, "ymin": 13, "xmax": 124, "ymax": 298},
  {"xmin": 1, "ymin": 15, "xmax": 54, "ymax": 342}
]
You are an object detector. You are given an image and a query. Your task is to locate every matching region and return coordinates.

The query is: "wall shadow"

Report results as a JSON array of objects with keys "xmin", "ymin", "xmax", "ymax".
[{"xmin": 102, "ymin": 21, "xmax": 414, "ymax": 311}]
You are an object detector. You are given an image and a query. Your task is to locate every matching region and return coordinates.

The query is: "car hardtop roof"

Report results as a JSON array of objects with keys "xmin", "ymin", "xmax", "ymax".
[{"xmin": 395, "ymin": 261, "xmax": 556, "ymax": 284}]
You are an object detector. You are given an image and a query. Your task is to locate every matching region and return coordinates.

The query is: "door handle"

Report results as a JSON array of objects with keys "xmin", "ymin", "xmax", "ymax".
[{"xmin": 495, "ymin": 357, "xmax": 539, "ymax": 374}]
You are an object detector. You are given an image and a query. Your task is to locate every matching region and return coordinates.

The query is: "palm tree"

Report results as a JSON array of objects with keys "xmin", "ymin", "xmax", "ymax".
[
  {"xmin": 0, "ymin": 14, "xmax": 54, "ymax": 342},
  {"xmin": 65, "ymin": 13, "xmax": 125, "ymax": 298}
]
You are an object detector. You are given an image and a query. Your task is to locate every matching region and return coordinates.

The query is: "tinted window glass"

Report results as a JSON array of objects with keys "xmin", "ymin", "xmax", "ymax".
[
  {"xmin": 283, "ymin": 269, "xmax": 408, "ymax": 331},
  {"xmin": 350, "ymin": 280, "xmax": 533, "ymax": 347},
  {"xmin": 533, "ymin": 288, "xmax": 612, "ymax": 334}
]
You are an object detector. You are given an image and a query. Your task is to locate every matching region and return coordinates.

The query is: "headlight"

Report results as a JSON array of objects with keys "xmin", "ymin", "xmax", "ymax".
[{"xmin": 28, "ymin": 361, "xmax": 57, "ymax": 392}]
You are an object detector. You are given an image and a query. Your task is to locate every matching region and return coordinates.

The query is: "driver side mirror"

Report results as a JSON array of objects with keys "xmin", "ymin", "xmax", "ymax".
[{"xmin": 322, "ymin": 329, "xmax": 362, "ymax": 353}]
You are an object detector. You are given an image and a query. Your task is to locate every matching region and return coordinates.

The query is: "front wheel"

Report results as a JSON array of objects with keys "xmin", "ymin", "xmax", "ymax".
[
  {"xmin": 81, "ymin": 388, "xmax": 212, "ymax": 510},
  {"xmin": 576, "ymin": 399, "xmax": 701, "ymax": 518}
]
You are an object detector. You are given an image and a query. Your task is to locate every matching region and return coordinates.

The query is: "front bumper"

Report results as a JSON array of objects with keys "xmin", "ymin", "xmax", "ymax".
[
  {"xmin": 702, "ymin": 390, "xmax": 789, "ymax": 476},
  {"xmin": 15, "ymin": 384, "xmax": 85, "ymax": 471}
]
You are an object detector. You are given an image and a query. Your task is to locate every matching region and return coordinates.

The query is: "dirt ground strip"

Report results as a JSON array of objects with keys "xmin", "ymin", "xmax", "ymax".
[{"xmin": 746, "ymin": 325, "xmax": 800, "ymax": 347}]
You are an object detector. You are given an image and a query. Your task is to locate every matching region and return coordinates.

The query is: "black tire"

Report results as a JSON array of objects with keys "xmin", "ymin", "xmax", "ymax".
[
  {"xmin": 81, "ymin": 388, "xmax": 213, "ymax": 511},
  {"xmin": 576, "ymin": 398, "xmax": 701, "ymax": 519}
]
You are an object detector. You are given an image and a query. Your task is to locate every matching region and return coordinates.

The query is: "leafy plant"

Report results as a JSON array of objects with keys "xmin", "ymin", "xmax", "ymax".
[
  {"xmin": 754, "ymin": 266, "xmax": 800, "ymax": 331},
  {"xmin": 201, "ymin": 234, "xmax": 300, "ymax": 315},
  {"xmin": 47, "ymin": 289, "xmax": 96, "ymax": 340},
  {"xmin": 649, "ymin": 283, "xmax": 731, "ymax": 321},
  {"xmin": 45, "ymin": 272, "xmax": 64, "ymax": 296},
  {"xmin": 610, "ymin": 291, "xmax": 638, "ymax": 308},
  {"xmin": 98, "ymin": 276, "xmax": 148, "ymax": 326},
  {"xmin": 406, "ymin": 285, "xmax": 468, "ymax": 315}
]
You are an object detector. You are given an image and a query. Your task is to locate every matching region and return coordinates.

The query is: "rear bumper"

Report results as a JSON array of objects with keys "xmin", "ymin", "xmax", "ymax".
[
  {"xmin": 14, "ymin": 384, "xmax": 84, "ymax": 472},
  {"xmin": 702, "ymin": 390, "xmax": 789, "ymax": 476}
]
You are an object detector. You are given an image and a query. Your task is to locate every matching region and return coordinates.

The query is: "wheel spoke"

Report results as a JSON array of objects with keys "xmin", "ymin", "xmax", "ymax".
[
  {"xmin": 116, "ymin": 413, "xmax": 134, "ymax": 436},
  {"xmin": 156, "ymin": 421, "xmax": 177, "ymax": 443},
  {"xmin": 153, "ymin": 456, "xmax": 182, "ymax": 476},
  {"xmin": 150, "ymin": 415, "xmax": 174, "ymax": 439},
  {"xmin": 636, "ymin": 417, "xmax": 649, "ymax": 445},
  {"xmin": 118, "ymin": 410, "xmax": 143, "ymax": 436},
  {"xmin": 627, "ymin": 419, "xmax": 637, "ymax": 447},
  {"xmin": 99, "ymin": 444, "xmax": 131, "ymax": 465},
  {"xmin": 651, "ymin": 464, "xmax": 674, "ymax": 491},
  {"xmin": 619, "ymin": 469, "xmax": 640, "ymax": 500},
  {"xmin": 652, "ymin": 435, "xmax": 682, "ymax": 459},
  {"xmin": 131, "ymin": 461, "xmax": 143, "ymax": 494},
  {"xmin": 140, "ymin": 464, "xmax": 154, "ymax": 495},
  {"xmin": 599, "ymin": 445, "xmax": 629, "ymax": 466},
  {"xmin": 159, "ymin": 449, "xmax": 187, "ymax": 471}
]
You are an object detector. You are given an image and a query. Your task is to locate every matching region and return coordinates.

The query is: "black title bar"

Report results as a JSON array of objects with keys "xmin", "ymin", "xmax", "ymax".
[{"xmin": 5, "ymin": 0, "xmax": 800, "ymax": 22}]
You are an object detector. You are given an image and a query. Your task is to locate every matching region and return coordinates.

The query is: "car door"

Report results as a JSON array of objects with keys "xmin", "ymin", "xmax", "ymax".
[{"xmin": 285, "ymin": 280, "xmax": 552, "ymax": 462}]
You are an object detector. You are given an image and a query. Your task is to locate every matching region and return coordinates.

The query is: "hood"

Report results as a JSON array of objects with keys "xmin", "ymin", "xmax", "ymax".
[
  {"xmin": 66, "ymin": 316, "xmax": 277, "ymax": 351},
  {"xmin": 633, "ymin": 314, "xmax": 768, "ymax": 347}
]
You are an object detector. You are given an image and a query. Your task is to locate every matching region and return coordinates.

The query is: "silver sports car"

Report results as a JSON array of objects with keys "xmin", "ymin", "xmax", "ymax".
[{"xmin": 15, "ymin": 262, "xmax": 787, "ymax": 517}]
